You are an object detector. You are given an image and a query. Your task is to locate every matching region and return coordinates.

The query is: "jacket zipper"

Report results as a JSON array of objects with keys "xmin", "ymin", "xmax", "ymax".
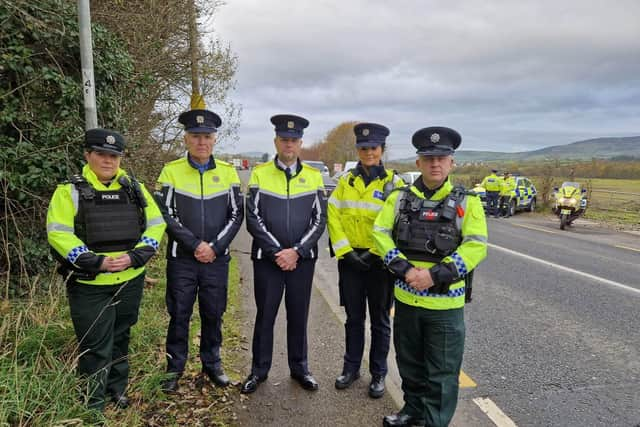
[
  {"xmin": 200, "ymin": 171, "xmax": 205, "ymax": 239},
  {"xmin": 286, "ymin": 172, "xmax": 291, "ymax": 246}
]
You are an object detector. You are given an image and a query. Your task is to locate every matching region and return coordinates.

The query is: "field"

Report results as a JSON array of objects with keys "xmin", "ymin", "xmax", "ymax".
[{"xmin": 452, "ymin": 174, "xmax": 640, "ymax": 227}]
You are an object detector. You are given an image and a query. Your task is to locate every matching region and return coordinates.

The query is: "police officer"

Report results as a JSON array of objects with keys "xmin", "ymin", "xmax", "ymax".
[
  {"xmin": 499, "ymin": 171, "xmax": 516, "ymax": 217},
  {"xmin": 328, "ymin": 123, "xmax": 403, "ymax": 398},
  {"xmin": 481, "ymin": 168, "xmax": 502, "ymax": 217},
  {"xmin": 47, "ymin": 129, "xmax": 166, "ymax": 410},
  {"xmin": 241, "ymin": 114, "xmax": 327, "ymax": 394},
  {"xmin": 373, "ymin": 127, "xmax": 487, "ymax": 427},
  {"xmin": 155, "ymin": 109, "xmax": 244, "ymax": 392}
]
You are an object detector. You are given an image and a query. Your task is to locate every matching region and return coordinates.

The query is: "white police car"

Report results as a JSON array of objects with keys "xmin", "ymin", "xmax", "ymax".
[
  {"xmin": 505, "ymin": 176, "xmax": 537, "ymax": 215},
  {"xmin": 471, "ymin": 175, "xmax": 537, "ymax": 216}
]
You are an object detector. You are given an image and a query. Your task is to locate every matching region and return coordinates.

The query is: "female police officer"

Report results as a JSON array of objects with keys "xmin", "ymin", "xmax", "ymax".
[
  {"xmin": 373, "ymin": 127, "xmax": 487, "ymax": 427},
  {"xmin": 327, "ymin": 123, "xmax": 403, "ymax": 398},
  {"xmin": 47, "ymin": 129, "xmax": 165, "ymax": 410}
]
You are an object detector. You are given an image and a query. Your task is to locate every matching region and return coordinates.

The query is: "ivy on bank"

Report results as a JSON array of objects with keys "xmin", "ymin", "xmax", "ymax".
[{"xmin": 0, "ymin": 0, "xmax": 152, "ymax": 293}]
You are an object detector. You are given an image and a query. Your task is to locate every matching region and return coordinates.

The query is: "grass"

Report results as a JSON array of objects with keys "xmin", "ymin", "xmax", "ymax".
[{"xmin": 0, "ymin": 255, "xmax": 243, "ymax": 426}]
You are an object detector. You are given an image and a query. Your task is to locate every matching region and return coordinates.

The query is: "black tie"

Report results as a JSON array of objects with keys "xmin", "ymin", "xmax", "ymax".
[{"xmin": 285, "ymin": 167, "xmax": 292, "ymax": 180}]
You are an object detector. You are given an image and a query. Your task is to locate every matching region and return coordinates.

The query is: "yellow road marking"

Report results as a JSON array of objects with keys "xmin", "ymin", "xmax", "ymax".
[
  {"xmin": 615, "ymin": 244, "xmax": 640, "ymax": 253},
  {"xmin": 459, "ymin": 370, "xmax": 477, "ymax": 388},
  {"xmin": 514, "ymin": 223, "xmax": 559, "ymax": 234}
]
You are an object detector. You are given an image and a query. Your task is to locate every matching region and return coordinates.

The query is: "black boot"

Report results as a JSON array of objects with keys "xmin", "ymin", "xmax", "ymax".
[
  {"xmin": 335, "ymin": 371, "xmax": 360, "ymax": 389},
  {"xmin": 368, "ymin": 375, "xmax": 385, "ymax": 398},
  {"xmin": 382, "ymin": 413, "xmax": 426, "ymax": 426}
]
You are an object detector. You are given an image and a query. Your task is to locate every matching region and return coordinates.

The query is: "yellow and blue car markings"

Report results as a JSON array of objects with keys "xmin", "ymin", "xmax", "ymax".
[{"xmin": 512, "ymin": 177, "xmax": 537, "ymax": 210}]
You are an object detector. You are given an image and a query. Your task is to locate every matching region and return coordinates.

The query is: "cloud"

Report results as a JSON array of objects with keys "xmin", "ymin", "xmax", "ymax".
[{"xmin": 212, "ymin": 0, "xmax": 640, "ymax": 159}]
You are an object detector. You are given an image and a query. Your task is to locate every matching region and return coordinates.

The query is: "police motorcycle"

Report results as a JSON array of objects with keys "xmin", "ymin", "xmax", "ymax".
[{"xmin": 552, "ymin": 181, "xmax": 587, "ymax": 230}]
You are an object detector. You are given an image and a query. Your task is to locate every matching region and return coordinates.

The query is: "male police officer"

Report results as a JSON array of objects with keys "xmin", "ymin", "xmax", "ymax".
[
  {"xmin": 328, "ymin": 123, "xmax": 404, "ymax": 398},
  {"xmin": 499, "ymin": 171, "xmax": 516, "ymax": 217},
  {"xmin": 155, "ymin": 109, "xmax": 244, "ymax": 392},
  {"xmin": 241, "ymin": 114, "xmax": 327, "ymax": 394},
  {"xmin": 47, "ymin": 129, "xmax": 166, "ymax": 410},
  {"xmin": 481, "ymin": 168, "xmax": 502, "ymax": 217},
  {"xmin": 373, "ymin": 127, "xmax": 487, "ymax": 427}
]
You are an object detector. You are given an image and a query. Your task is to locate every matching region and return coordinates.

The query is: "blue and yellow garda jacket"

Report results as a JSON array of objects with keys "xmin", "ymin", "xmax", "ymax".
[
  {"xmin": 373, "ymin": 178, "xmax": 487, "ymax": 310},
  {"xmin": 246, "ymin": 158, "xmax": 327, "ymax": 260},
  {"xmin": 328, "ymin": 164, "xmax": 404, "ymax": 257},
  {"xmin": 47, "ymin": 165, "xmax": 166, "ymax": 285},
  {"xmin": 155, "ymin": 155, "xmax": 244, "ymax": 259}
]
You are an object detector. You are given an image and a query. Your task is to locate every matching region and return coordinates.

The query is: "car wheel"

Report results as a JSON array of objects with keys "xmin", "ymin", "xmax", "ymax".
[
  {"xmin": 527, "ymin": 197, "xmax": 536, "ymax": 212},
  {"xmin": 510, "ymin": 199, "xmax": 517, "ymax": 216}
]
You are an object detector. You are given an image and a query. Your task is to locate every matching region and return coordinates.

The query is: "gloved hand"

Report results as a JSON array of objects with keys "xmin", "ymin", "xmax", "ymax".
[
  {"xmin": 358, "ymin": 250, "xmax": 378, "ymax": 269},
  {"xmin": 343, "ymin": 251, "xmax": 370, "ymax": 272}
]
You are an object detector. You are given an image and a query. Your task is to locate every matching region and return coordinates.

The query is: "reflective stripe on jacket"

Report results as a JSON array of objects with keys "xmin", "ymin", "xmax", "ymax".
[
  {"xmin": 155, "ymin": 156, "xmax": 244, "ymax": 259},
  {"xmin": 328, "ymin": 168, "xmax": 403, "ymax": 257},
  {"xmin": 246, "ymin": 159, "xmax": 327, "ymax": 260},
  {"xmin": 373, "ymin": 178, "xmax": 487, "ymax": 310}
]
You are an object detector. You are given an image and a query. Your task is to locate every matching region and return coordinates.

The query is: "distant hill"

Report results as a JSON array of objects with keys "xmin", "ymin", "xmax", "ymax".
[{"xmin": 393, "ymin": 136, "xmax": 640, "ymax": 163}]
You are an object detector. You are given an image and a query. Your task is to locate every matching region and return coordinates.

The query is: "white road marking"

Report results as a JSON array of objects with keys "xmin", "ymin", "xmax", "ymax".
[
  {"xmin": 473, "ymin": 397, "xmax": 518, "ymax": 427},
  {"xmin": 489, "ymin": 243, "xmax": 640, "ymax": 295},
  {"xmin": 514, "ymin": 223, "xmax": 559, "ymax": 234},
  {"xmin": 615, "ymin": 244, "xmax": 640, "ymax": 253}
]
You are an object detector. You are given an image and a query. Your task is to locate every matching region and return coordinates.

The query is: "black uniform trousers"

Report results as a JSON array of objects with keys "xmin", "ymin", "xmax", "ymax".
[
  {"xmin": 338, "ymin": 257, "xmax": 392, "ymax": 376},
  {"xmin": 250, "ymin": 258, "xmax": 315, "ymax": 378},
  {"xmin": 486, "ymin": 191, "xmax": 500, "ymax": 216},
  {"xmin": 67, "ymin": 273, "xmax": 144, "ymax": 410},
  {"xmin": 165, "ymin": 255, "xmax": 230, "ymax": 374},
  {"xmin": 394, "ymin": 300, "xmax": 465, "ymax": 427},
  {"xmin": 499, "ymin": 195, "xmax": 512, "ymax": 217}
]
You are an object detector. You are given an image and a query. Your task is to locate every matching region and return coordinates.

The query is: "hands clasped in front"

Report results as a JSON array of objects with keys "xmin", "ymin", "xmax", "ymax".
[
  {"xmin": 100, "ymin": 254, "xmax": 132, "ymax": 272},
  {"xmin": 275, "ymin": 248, "xmax": 299, "ymax": 271},
  {"xmin": 195, "ymin": 241, "xmax": 217, "ymax": 263},
  {"xmin": 404, "ymin": 267, "xmax": 434, "ymax": 291}
]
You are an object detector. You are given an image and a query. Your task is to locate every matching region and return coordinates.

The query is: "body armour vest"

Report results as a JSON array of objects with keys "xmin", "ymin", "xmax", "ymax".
[
  {"xmin": 72, "ymin": 175, "xmax": 146, "ymax": 253},
  {"xmin": 392, "ymin": 187, "xmax": 465, "ymax": 263}
]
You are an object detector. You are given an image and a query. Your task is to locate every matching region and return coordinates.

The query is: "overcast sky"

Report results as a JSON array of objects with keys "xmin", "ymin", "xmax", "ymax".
[{"xmin": 212, "ymin": 0, "xmax": 640, "ymax": 159}]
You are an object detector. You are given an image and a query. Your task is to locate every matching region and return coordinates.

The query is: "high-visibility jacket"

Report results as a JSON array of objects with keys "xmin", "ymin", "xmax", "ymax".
[
  {"xmin": 47, "ymin": 164, "xmax": 166, "ymax": 285},
  {"xmin": 373, "ymin": 178, "xmax": 487, "ymax": 310},
  {"xmin": 328, "ymin": 165, "xmax": 403, "ymax": 257},
  {"xmin": 481, "ymin": 173, "xmax": 502, "ymax": 192},
  {"xmin": 246, "ymin": 158, "xmax": 327, "ymax": 260},
  {"xmin": 500, "ymin": 176, "xmax": 516, "ymax": 196},
  {"xmin": 155, "ymin": 156, "xmax": 244, "ymax": 259}
]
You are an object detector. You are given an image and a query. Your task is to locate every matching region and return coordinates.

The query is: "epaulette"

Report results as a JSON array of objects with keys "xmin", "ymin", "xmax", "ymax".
[
  {"xmin": 166, "ymin": 157, "xmax": 187, "ymax": 166},
  {"xmin": 69, "ymin": 174, "xmax": 95, "ymax": 200}
]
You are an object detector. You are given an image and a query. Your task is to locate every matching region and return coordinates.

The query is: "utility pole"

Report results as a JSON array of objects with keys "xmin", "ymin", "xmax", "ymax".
[
  {"xmin": 78, "ymin": 0, "xmax": 98, "ymax": 129},
  {"xmin": 188, "ymin": 0, "xmax": 205, "ymax": 109}
]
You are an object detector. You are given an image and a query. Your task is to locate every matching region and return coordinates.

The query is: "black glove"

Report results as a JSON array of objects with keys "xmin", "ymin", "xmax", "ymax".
[
  {"xmin": 343, "ymin": 251, "xmax": 370, "ymax": 272},
  {"xmin": 429, "ymin": 263, "xmax": 458, "ymax": 294},
  {"xmin": 358, "ymin": 250, "xmax": 378, "ymax": 268}
]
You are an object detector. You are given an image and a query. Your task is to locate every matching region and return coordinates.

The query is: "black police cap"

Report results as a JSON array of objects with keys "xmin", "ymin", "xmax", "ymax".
[
  {"xmin": 412, "ymin": 126, "xmax": 461, "ymax": 156},
  {"xmin": 270, "ymin": 114, "xmax": 309, "ymax": 139},
  {"xmin": 84, "ymin": 128, "xmax": 125, "ymax": 156},
  {"xmin": 178, "ymin": 109, "xmax": 222, "ymax": 133},
  {"xmin": 354, "ymin": 122, "xmax": 389, "ymax": 147}
]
